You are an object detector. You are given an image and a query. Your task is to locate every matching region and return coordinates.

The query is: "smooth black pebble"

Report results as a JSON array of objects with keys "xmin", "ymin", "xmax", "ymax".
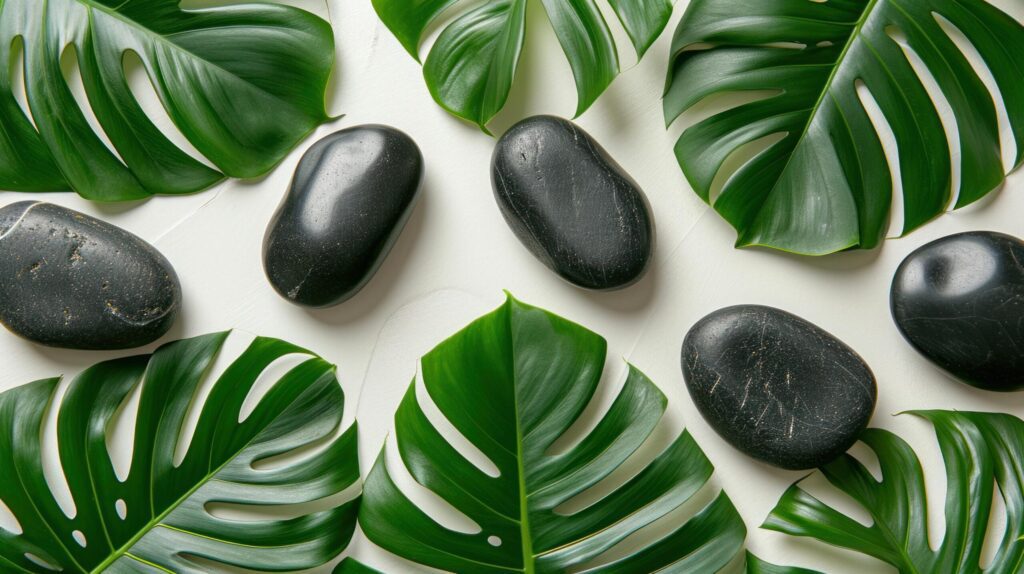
[
  {"xmin": 263, "ymin": 125, "xmax": 423, "ymax": 307},
  {"xmin": 491, "ymin": 115, "xmax": 653, "ymax": 291},
  {"xmin": 0, "ymin": 201, "xmax": 181, "ymax": 350},
  {"xmin": 682, "ymin": 305, "xmax": 877, "ymax": 470},
  {"xmin": 891, "ymin": 231, "xmax": 1024, "ymax": 391}
]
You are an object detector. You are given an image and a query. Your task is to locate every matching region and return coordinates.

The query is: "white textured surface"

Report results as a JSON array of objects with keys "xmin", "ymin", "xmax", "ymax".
[{"xmin": 1, "ymin": 0, "xmax": 1023, "ymax": 572}]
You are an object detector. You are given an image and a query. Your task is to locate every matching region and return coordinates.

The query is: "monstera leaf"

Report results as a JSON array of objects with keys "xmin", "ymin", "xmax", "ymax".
[
  {"xmin": 763, "ymin": 411, "xmax": 1024, "ymax": 573},
  {"xmin": 359, "ymin": 295, "xmax": 747, "ymax": 572},
  {"xmin": 664, "ymin": 0, "xmax": 1024, "ymax": 255},
  {"xmin": 0, "ymin": 332, "xmax": 359, "ymax": 572},
  {"xmin": 0, "ymin": 0, "xmax": 334, "ymax": 200},
  {"xmin": 372, "ymin": 0, "xmax": 672, "ymax": 131}
]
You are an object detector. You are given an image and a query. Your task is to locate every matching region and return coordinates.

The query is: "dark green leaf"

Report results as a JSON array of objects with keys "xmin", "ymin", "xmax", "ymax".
[
  {"xmin": 762, "ymin": 411, "xmax": 1024, "ymax": 573},
  {"xmin": 359, "ymin": 295, "xmax": 746, "ymax": 573},
  {"xmin": 664, "ymin": 0, "xmax": 1024, "ymax": 255},
  {"xmin": 373, "ymin": 0, "xmax": 672, "ymax": 129},
  {"xmin": 745, "ymin": 552, "xmax": 825, "ymax": 574},
  {"xmin": 0, "ymin": 332, "xmax": 359, "ymax": 572},
  {"xmin": 0, "ymin": 0, "xmax": 335, "ymax": 200},
  {"xmin": 334, "ymin": 558, "xmax": 385, "ymax": 574}
]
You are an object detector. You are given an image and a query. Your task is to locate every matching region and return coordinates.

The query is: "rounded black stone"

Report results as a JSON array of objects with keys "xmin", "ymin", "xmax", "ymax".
[
  {"xmin": 491, "ymin": 115, "xmax": 653, "ymax": 291},
  {"xmin": 681, "ymin": 305, "xmax": 877, "ymax": 470},
  {"xmin": 0, "ymin": 201, "xmax": 181, "ymax": 350},
  {"xmin": 263, "ymin": 125, "xmax": 423, "ymax": 308},
  {"xmin": 891, "ymin": 231, "xmax": 1024, "ymax": 391}
]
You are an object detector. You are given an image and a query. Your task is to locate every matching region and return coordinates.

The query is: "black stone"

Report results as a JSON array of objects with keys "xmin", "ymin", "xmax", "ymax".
[
  {"xmin": 891, "ymin": 231, "xmax": 1024, "ymax": 391},
  {"xmin": 491, "ymin": 115, "xmax": 653, "ymax": 291},
  {"xmin": 681, "ymin": 305, "xmax": 877, "ymax": 470},
  {"xmin": 263, "ymin": 125, "xmax": 423, "ymax": 307},
  {"xmin": 0, "ymin": 201, "xmax": 181, "ymax": 350}
]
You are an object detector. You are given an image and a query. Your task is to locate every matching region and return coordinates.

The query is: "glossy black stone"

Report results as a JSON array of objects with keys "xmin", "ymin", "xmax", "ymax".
[
  {"xmin": 682, "ymin": 305, "xmax": 877, "ymax": 470},
  {"xmin": 891, "ymin": 231, "xmax": 1024, "ymax": 391},
  {"xmin": 263, "ymin": 125, "xmax": 423, "ymax": 307},
  {"xmin": 491, "ymin": 115, "xmax": 653, "ymax": 291},
  {"xmin": 0, "ymin": 201, "xmax": 181, "ymax": 350}
]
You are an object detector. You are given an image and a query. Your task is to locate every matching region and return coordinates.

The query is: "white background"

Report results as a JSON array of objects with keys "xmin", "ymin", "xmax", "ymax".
[{"xmin": 1, "ymin": 0, "xmax": 1023, "ymax": 572}]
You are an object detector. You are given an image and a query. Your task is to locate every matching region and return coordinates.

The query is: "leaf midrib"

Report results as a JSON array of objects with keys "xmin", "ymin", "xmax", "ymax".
[
  {"xmin": 745, "ymin": 0, "xmax": 880, "ymax": 238},
  {"xmin": 509, "ymin": 312, "xmax": 536, "ymax": 574},
  {"xmin": 88, "ymin": 378, "xmax": 322, "ymax": 573}
]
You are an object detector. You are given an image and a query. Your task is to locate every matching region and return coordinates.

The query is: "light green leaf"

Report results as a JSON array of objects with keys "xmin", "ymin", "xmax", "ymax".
[
  {"xmin": 664, "ymin": 0, "xmax": 1024, "ymax": 255},
  {"xmin": 0, "ymin": 332, "xmax": 359, "ymax": 572},
  {"xmin": 763, "ymin": 411, "xmax": 1024, "ymax": 573},
  {"xmin": 373, "ymin": 0, "xmax": 672, "ymax": 129},
  {"xmin": 0, "ymin": 0, "xmax": 335, "ymax": 200},
  {"xmin": 359, "ymin": 295, "xmax": 746, "ymax": 573}
]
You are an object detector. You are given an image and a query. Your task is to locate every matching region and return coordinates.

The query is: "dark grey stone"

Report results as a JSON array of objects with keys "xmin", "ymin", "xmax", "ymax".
[
  {"xmin": 263, "ymin": 125, "xmax": 423, "ymax": 308},
  {"xmin": 891, "ymin": 231, "xmax": 1024, "ymax": 391},
  {"xmin": 0, "ymin": 201, "xmax": 181, "ymax": 350},
  {"xmin": 491, "ymin": 115, "xmax": 653, "ymax": 291},
  {"xmin": 681, "ymin": 305, "xmax": 876, "ymax": 470}
]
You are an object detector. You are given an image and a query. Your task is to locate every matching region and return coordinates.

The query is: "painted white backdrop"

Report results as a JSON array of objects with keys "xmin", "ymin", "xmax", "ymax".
[{"xmin": 1, "ymin": 0, "xmax": 1022, "ymax": 572}]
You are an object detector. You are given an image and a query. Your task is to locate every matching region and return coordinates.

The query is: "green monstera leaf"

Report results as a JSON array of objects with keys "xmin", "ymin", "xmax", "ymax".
[
  {"xmin": 763, "ymin": 411, "xmax": 1024, "ymax": 573},
  {"xmin": 664, "ymin": 0, "xmax": 1024, "ymax": 255},
  {"xmin": 372, "ymin": 0, "xmax": 672, "ymax": 131},
  {"xmin": 0, "ymin": 332, "xmax": 359, "ymax": 572},
  {"xmin": 359, "ymin": 295, "xmax": 747, "ymax": 573},
  {"xmin": 0, "ymin": 0, "xmax": 334, "ymax": 200}
]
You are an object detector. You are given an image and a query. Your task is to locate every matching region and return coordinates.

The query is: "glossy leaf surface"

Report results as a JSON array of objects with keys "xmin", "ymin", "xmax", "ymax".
[
  {"xmin": 763, "ymin": 411, "xmax": 1024, "ymax": 573},
  {"xmin": 360, "ymin": 295, "xmax": 746, "ymax": 573},
  {"xmin": 0, "ymin": 0, "xmax": 334, "ymax": 200},
  {"xmin": 372, "ymin": 0, "xmax": 671, "ymax": 129},
  {"xmin": 664, "ymin": 0, "xmax": 1024, "ymax": 255},
  {"xmin": 0, "ymin": 332, "xmax": 359, "ymax": 572}
]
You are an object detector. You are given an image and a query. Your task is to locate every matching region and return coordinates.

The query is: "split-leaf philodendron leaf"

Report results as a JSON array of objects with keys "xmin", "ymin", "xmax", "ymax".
[
  {"xmin": 0, "ymin": 0, "xmax": 335, "ymax": 201},
  {"xmin": 664, "ymin": 0, "xmax": 1024, "ymax": 255},
  {"xmin": 0, "ymin": 332, "xmax": 359, "ymax": 572},
  {"xmin": 764, "ymin": 411, "xmax": 1024, "ymax": 573},
  {"xmin": 372, "ymin": 0, "xmax": 672, "ymax": 131},
  {"xmin": 359, "ymin": 295, "xmax": 747, "ymax": 573}
]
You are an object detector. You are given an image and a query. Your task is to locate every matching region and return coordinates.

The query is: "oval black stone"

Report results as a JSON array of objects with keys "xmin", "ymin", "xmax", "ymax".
[
  {"xmin": 263, "ymin": 125, "xmax": 423, "ymax": 307},
  {"xmin": 491, "ymin": 115, "xmax": 653, "ymax": 291},
  {"xmin": 681, "ymin": 305, "xmax": 877, "ymax": 470},
  {"xmin": 891, "ymin": 231, "xmax": 1024, "ymax": 391},
  {"xmin": 0, "ymin": 201, "xmax": 181, "ymax": 350}
]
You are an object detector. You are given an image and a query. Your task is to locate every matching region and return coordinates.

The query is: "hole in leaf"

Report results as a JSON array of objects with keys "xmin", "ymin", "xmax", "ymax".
[
  {"xmin": 854, "ymin": 79, "xmax": 903, "ymax": 238},
  {"xmin": 106, "ymin": 371, "xmax": 143, "ymax": 482},
  {"xmin": 546, "ymin": 355, "xmax": 625, "ymax": 456},
  {"xmin": 8, "ymin": 36, "xmax": 35, "ymax": 129},
  {"xmin": 979, "ymin": 479, "xmax": 1008, "ymax": 569},
  {"xmin": 885, "ymin": 25, "xmax": 960, "ymax": 211},
  {"xmin": 72, "ymin": 530, "xmax": 86, "ymax": 547},
  {"xmin": 25, "ymin": 553, "xmax": 60, "ymax": 571},
  {"xmin": 416, "ymin": 371, "xmax": 500, "ymax": 478},
  {"xmin": 173, "ymin": 332, "xmax": 253, "ymax": 467},
  {"xmin": 42, "ymin": 379, "xmax": 76, "ymax": 519},
  {"xmin": 384, "ymin": 432, "xmax": 482, "ymax": 534},
  {"xmin": 487, "ymin": 535, "xmax": 502, "ymax": 547},
  {"xmin": 239, "ymin": 353, "xmax": 312, "ymax": 423},
  {"xmin": 933, "ymin": 12, "xmax": 1017, "ymax": 172},
  {"xmin": 847, "ymin": 441, "xmax": 882, "ymax": 482},
  {"xmin": 709, "ymin": 131, "xmax": 789, "ymax": 205},
  {"xmin": 554, "ymin": 419, "xmax": 678, "ymax": 517},
  {"xmin": 121, "ymin": 50, "xmax": 217, "ymax": 170},
  {"xmin": 0, "ymin": 498, "xmax": 23, "ymax": 535},
  {"xmin": 115, "ymin": 499, "xmax": 127, "ymax": 520},
  {"xmin": 205, "ymin": 480, "xmax": 360, "ymax": 522},
  {"xmin": 60, "ymin": 44, "xmax": 126, "ymax": 165}
]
